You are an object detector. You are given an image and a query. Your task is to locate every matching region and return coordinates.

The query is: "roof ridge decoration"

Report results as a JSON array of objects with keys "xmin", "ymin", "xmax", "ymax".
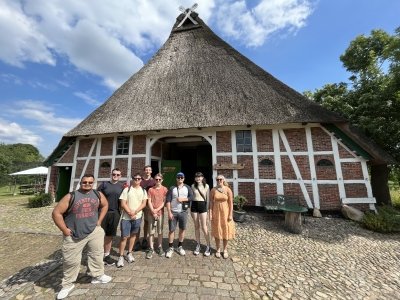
[{"xmin": 175, "ymin": 3, "xmax": 199, "ymax": 30}]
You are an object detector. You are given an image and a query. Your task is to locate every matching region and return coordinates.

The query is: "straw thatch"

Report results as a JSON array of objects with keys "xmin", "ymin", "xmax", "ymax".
[{"xmin": 65, "ymin": 13, "xmax": 346, "ymax": 137}]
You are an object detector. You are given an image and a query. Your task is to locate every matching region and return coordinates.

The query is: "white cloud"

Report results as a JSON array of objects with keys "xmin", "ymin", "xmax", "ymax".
[
  {"xmin": 213, "ymin": 0, "xmax": 314, "ymax": 47},
  {"xmin": 0, "ymin": 118, "xmax": 42, "ymax": 145},
  {"xmin": 0, "ymin": 1, "xmax": 55, "ymax": 67},
  {"xmin": 0, "ymin": 0, "xmax": 312, "ymax": 88},
  {"xmin": 4, "ymin": 100, "xmax": 82, "ymax": 135},
  {"xmin": 74, "ymin": 91, "xmax": 102, "ymax": 107}
]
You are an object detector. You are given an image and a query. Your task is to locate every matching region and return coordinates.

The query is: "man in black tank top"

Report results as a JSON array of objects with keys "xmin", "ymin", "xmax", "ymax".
[{"xmin": 52, "ymin": 174, "xmax": 112, "ymax": 299}]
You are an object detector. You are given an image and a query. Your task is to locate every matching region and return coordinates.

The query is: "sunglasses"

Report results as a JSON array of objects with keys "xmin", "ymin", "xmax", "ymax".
[
  {"xmin": 216, "ymin": 178, "xmax": 223, "ymax": 181},
  {"xmin": 82, "ymin": 181, "xmax": 94, "ymax": 184},
  {"xmin": 176, "ymin": 176, "xmax": 184, "ymax": 179},
  {"xmin": 112, "ymin": 173, "xmax": 121, "ymax": 176},
  {"xmin": 133, "ymin": 178, "xmax": 142, "ymax": 181},
  {"xmin": 155, "ymin": 178, "xmax": 162, "ymax": 181}
]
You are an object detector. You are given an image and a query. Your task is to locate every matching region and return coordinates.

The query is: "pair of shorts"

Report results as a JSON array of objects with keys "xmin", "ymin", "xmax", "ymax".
[
  {"xmin": 120, "ymin": 217, "xmax": 142, "ymax": 238},
  {"xmin": 148, "ymin": 214, "xmax": 164, "ymax": 235},
  {"xmin": 190, "ymin": 201, "xmax": 207, "ymax": 214},
  {"xmin": 168, "ymin": 211, "xmax": 188, "ymax": 232},
  {"xmin": 101, "ymin": 210, "xmax": 121, "ymax": 236}
]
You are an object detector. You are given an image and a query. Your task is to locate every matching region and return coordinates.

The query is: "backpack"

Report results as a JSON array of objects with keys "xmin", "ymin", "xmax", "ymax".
[
  {"xmin": 64, "ymin": 189, "xmax": 101, "ymax": 218},
  {"xmin": 120, "ymin": 186, "xmax": 146, "ymax": 215}
]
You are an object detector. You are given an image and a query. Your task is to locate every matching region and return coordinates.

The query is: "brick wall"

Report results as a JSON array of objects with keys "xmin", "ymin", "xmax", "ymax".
[
  {"xmin": 216, "ymin": 156, "xmax": 233, "ymax": 178},
  {"xmin": 237, "ymin": 155, "xmax": 253, "ymax": 178},
  {"xmin": 312, "ymin": 127, "xmax": 332, "ymax": 151},
  {"xmin": 260, "ymin": 183, "xmax": 277, "ymax": 199},
  {"xmin": 131, "ymin": 157, "xmax": 146, "ymax": 175},
  {"xmin": 216, "ymin": 131, "xmax": 231, "ymax": 152},
  {"xmin": 318, "ymin": 184, "xmax": 340, "ymax": 210},
  {"xmin": 133, "ymin": 135, "xmax": 146, "ymax": 154},
  {"xmin": 315, "ymin": 155, "xmax": 336, "ymax": 180},
  {"xmin": 339, "ymin": 145, "xmax": 354, "ymax": 158},
  {"xmin": 284, "ymin": 129, "xmax": 308, "ymax": 151},
  {"xmin": 115, "ymin": 158, "xmax": 129, "ymax": 176},
  {"xmin": 281, "ymin": 156, "xmax": 296, "ymax": 179},
  {"xmin": 345, "ymin": 184, "xmax": 367, "ymax": 198},
  {"xmin": 238, "ymin": 182, "xmax": 255, "ymax": 205},
  {"xmin": 100, "ymin": 137, "xmax": 114, "ymax": 156},
  {"xmin": 98, "ymin": 159, "xmax": 112, "ymax": 178},
  {"xmin": 75, "ymin": 160, "xmax": 95, "ymax": 179},
  {"xmin": 342, "ymin": 162, "xmax": 363, "ymax": 180},
  {"xmin": 258, "ymin": 155, "xmax": 275, "ymax": 179},
  {"xmin": 256, "ymin": 130, "xmax": 273, "ymax": 152},
  {"xmin": 77, "ymin": 139, "xmax": 96, "ymax": 157},
  {"xmin": 58, "ymin": 144, "xmax": 75, "ymax": 163}
]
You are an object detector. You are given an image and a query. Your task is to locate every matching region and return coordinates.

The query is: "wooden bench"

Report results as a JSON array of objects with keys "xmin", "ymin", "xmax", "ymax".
[
  {"xmin": 341, "ymin": 197, "xmax": 377, "ymax": 213},
  {"xmin": 262, "ymin": 194, "xmax": 308, "ymax": 234}
]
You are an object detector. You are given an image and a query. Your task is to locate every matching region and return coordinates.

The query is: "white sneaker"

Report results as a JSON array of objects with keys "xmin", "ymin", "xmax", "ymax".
[
  {"xmin": 177, "ymin": 246, "xmax": 186, "ymax": 256},
  {"xmin": 204, "ymin": 245, "xmax": 211, "ymax": 257},
  {"xmin": 126, "ymin": 252, "xmax": 134, "ymax": 263},
  {"xmin": 57, "ymin": 284, "xmax": 75, "ymax": 299},
  {"xmin": 91, "ymin": 274, "xmax": 112, "ymax": 284},
  {"xmin": 193, "ymin": 243, "xmax": 200, "ymax": 255},
  {"xmin": 165, "ymin": 247, "xmax": 174, "ymax": 258},
  {"xmin": 116, "ymin": 256, "xmax": 124, "ymax": 268}
]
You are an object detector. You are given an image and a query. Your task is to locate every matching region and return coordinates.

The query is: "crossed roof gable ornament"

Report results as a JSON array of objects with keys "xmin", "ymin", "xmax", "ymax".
[{"xmin": 177, "ymin": 3, "xmax": 198, "ymax": 28}]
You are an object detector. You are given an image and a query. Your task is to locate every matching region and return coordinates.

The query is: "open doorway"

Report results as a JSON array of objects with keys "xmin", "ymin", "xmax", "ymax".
[{"xmin": 157, "ymin": 136, "xmax": 212, "ymax": 188}]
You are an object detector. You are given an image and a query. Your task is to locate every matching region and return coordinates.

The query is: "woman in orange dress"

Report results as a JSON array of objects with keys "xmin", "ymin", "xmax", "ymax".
[{"xmin": 210, "ymin": 175, "xmax": 235, "ymax": 258}]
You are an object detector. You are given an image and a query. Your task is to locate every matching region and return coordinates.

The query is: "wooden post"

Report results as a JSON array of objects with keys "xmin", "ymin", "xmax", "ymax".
[{"xmin": 284, "ymin": 212, "xmax": 302, "ymax": 234}]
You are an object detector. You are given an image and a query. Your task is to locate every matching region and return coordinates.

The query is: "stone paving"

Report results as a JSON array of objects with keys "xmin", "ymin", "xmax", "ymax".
[{"xmin": 1, "ymin": 208, "xmax": 400, "ymax": 299}]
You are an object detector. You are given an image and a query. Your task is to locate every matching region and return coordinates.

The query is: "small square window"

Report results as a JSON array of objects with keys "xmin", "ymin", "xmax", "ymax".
[
  {"xmin": 236, "ymin": 130, "xmax": 252, "ymax": 152},
  {"xmin": 116, "ymin": 136, "xmax": 129, "ymax": 155}
]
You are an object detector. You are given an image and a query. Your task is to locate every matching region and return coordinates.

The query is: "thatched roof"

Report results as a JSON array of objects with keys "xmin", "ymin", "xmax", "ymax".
[
  {"xmin": 65, "ymin": 13, "xmax": 346, "ymax": 137},
  {"xmin": 46, "ymin": 12, "xmax": 393, "ymax": 166}
]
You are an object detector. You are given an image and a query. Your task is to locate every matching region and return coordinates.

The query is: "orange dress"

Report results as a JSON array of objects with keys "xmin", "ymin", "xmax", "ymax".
[{"xmin": 211, "ymin": 187, "xmax": 235, "ymax": 240}]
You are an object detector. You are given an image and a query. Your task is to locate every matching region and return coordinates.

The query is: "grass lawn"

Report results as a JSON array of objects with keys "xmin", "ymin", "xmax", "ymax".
[{"xmin": 0, "ymin": 185, "xmax": 32, "ymax": 206}]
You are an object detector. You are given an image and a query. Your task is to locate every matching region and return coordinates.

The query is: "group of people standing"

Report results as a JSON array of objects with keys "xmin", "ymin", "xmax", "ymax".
[{"xmin": 52, "ymin": 165, "xmax": 235, "ymax": 299}]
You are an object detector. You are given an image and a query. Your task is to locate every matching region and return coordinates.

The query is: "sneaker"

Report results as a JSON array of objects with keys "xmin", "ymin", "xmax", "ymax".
[
  {"xmin": 91, "ymin": 274, "xmax": 112, "ymax": 284},
  {"xmin": 142, "ymin": 239, "xmax": 148, "ymax": 250},
  {"xmin": 57, "ymin": 284, "xmax": 75, "ymax": 299},
  {"xmin": 146, "ymin": 248, "xmax": 154, "ymax": 259},
  {"xmin": 193, "ymin": 243, "xmax": 201, "ymax": 256},
  {"xmin": 103, "ymin": 255, "xmax": 115, "ymax": 266},
  {"xmin": 177, "ymin": 246, "xmax": 186, "ymax": 256},
  {"xmin": 116, "ymin": 256, "xmax": 124, "ymax": 268},
  {"xmin": 126, "ymin": 252, "xmax": 135, "ymax": 263},
  {"xmin": 204, "ymin": 246, "xmax": 211, "ymax": 257},
  {"xmin": 165, "ymin": 247, "xmax": 174, "ymax": 258},
  {"xmin": 156, "ymin": 246, "xmax": 165, "ymax": 257}
]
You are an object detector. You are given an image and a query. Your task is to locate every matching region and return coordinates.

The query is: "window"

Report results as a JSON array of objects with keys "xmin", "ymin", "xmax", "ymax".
[
  {"xmin": 236, "ymin": 130, "xmax": 252, "ymax": 152},
  {"xmin": 116, "ymin": 136, "xmax": 129, "ymax": 155},
  {"xmin": 260, "ymin": 158, "xmax": 274, "ymax": 166},
  {"xmin": 316, "ymin": 159, "xmax": 333, "ymax": 167}
]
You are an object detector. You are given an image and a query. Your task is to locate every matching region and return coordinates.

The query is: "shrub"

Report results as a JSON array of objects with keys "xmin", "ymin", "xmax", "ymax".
[
  {"xmin": 233, "ymin": 195, "xmax": 247, "ymax": 211},
  {"xmin": 28, "ymin": 193, "xmax": 53, "ymax": 208},
  {"xmin": 362, "ymin": 206, "xmax": 400, "ymax": 233}
]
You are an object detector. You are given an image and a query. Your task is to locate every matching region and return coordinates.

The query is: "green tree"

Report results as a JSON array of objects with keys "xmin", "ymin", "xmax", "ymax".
[
  {"xmin": 306, "ymin": 28, "xmax": 400, "ymax": 205},
  {"xmin": 0, "ymin": 143, "xmax": 44, "ymax": 186}
]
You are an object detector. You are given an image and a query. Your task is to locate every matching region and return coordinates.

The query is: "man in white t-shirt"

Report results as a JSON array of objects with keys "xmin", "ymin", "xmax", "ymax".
[{"xmin": 116, "ymin": 173, "xmax": 147, "ymax": 268}]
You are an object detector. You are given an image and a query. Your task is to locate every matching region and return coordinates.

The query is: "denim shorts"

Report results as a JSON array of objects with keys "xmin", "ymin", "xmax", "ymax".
[{"xmin": 120, "ymin": 218, "xmax": 142, "ymax": 238}]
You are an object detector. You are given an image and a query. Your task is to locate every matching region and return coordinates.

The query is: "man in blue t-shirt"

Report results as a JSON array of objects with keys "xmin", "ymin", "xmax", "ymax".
[{"xmin": 98, "ymin": 168, "xmax": 124, "ymax": 265}]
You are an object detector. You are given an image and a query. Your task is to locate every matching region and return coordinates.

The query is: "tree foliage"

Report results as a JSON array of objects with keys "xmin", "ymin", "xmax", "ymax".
[
  {"xmin": 305, "ymin": 28, "xmax": 400, "ymax": 184},
  {"xmin": 0, "ymin": 143, "xmax": 44, "ymax": 186}
]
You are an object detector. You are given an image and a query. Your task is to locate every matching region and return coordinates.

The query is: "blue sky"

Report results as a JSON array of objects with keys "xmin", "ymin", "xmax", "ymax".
[{"xmin": 0, "ymin": 0, "xmax": 399, "ymax": 157}]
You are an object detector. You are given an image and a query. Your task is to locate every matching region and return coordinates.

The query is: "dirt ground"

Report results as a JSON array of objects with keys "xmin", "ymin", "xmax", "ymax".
[{"xmin": 0, "ymin": 196, "xmax": 62, "ymax": 281}]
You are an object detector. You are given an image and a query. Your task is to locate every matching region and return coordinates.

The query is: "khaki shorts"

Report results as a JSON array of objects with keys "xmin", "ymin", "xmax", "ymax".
[{"xmin": 148, "ymin": 214, "xmax": 164, "ymax": 235}]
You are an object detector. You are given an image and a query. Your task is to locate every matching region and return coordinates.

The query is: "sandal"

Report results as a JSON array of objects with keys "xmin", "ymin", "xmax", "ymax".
[
  {"xmin": 215, "ymin": 251, "xmax": 221, "ymax": 258},
  {"xmin": 222, "ymin": 252, "xmax": 229, "ymax": 259}
]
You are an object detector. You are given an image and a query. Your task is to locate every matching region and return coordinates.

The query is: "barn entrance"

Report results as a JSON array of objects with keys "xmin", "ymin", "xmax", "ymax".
[{"xmin": 156, "ymin": 136, "xmax": 212, "ymax": 188}]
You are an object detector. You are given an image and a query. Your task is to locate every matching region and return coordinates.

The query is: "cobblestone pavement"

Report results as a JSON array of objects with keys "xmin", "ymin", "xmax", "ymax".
[{"xmin": 1, "ymin": 207, "xmax": 400, "ymax": 299}]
